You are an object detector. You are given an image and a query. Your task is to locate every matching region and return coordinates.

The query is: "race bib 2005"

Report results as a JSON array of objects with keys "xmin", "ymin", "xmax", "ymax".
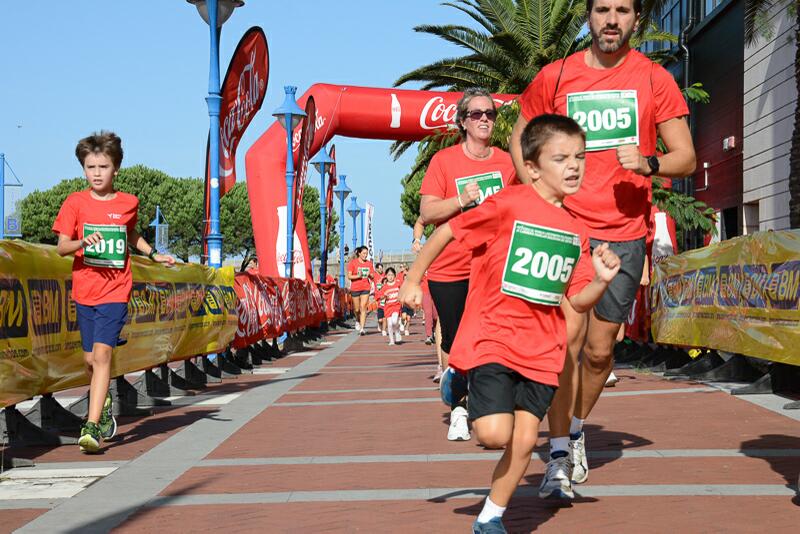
[
  {"xmin": 83, "ymin": 223, "xmax": 128, "ymax": 269},
  {"xmin": 501, "ymin": 221, "xmax": 581, "ymax": 306},
  {"xmin": 566, "ymin": 90, "xmax": 639, "ymax": 151},
  {"xmin": 455, "ymin": 171, "xmax": 504, "ymax": 210}
]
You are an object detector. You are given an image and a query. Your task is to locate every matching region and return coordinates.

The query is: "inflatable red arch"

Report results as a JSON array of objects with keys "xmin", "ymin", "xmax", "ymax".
[{"xmin": 244, "ymin": 84, "xmax": 516, "ymax": 280}]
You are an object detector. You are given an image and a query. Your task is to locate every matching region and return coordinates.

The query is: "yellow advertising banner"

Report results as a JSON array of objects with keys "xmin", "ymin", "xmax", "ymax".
[
  {"xmin": 651, "ymin": 229, "xmax": 800, "ymax": 366},
  {"xmin": 0, "ymin": 241, "xmax": 237, "ymax": 408}
]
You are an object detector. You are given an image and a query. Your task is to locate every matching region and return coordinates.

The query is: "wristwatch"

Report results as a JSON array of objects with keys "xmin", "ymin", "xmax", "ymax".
[
  {"xmin": 645, "ymin": 155, "xmax": 660, "ymax": 176},
  {"xmin": 148, "ymin": 248, "xmax": 158, "ymax": 260}
]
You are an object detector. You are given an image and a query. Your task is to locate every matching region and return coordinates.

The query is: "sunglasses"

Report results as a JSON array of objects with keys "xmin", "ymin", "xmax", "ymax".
[{"xmin": 466, "ymin": 109, "xmax": 497, "ymax": 121}]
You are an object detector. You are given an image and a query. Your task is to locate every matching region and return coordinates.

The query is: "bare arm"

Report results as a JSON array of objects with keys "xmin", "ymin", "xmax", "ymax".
[
  {"xmin": 567, "ymin": 243, "xmax": 621, "ymax": 313},
  {"xmin": 399, "ymin": 223, "xmax": 455, "ymax": 308},
  {"xmin": 616, "ymin": 117, "xmax": 696, "ymax": 177},
  {"xmin": 129, "ymin": 229, "xmax": 176, "ymax": 266},
  {"xmin": 419, "ymin": 182, "xmax": 480, "ymax": 225},
  {"xmin": 509, "ymin": 115, "xmax": 531, "ymax": 184},
  {"xmin": 56, "ymin": 233, "xmax": 87, "ymax": 257},
  {"xmin": 412, "ymin": 216, "xmax": 424, "ymax": 253}
]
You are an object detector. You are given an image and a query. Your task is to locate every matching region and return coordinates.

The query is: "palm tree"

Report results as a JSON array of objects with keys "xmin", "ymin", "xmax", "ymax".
[
  {"xmin": 394, "ymin": 0, "xmax": 714, "ymax": 241},
  {"xmin": 745, "ymin": 0, "xmax": 799, "ymax": 228}
]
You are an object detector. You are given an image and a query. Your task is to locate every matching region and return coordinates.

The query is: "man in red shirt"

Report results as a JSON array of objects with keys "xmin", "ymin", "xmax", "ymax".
[
  {"xmin": 402, "ymin": 114, "xmax": 620, "ymax": 532},
  {"xmin": 509, "ymin": 0, "xmax": 696, "ymax": 499}
]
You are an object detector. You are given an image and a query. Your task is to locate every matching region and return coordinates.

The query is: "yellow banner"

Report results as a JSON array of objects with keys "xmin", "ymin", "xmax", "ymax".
[
  {"xmin": 651, "ymin": 229, "xmax": 800, "ymax": 366},
  {"xmin": 0, "ymin": 241, "xmax": 237, "ymax": 407}
]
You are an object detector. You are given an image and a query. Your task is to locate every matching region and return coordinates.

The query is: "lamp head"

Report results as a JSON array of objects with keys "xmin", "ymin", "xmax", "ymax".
[
  {"xmin": 347, "ymin": 196, "xmax": 361, "ymax": 217},
  {"xmin": 310, "ymin": 145, "xmax": 335, "ymax": 174},
  {"xmin": 272, "ymin": 86, "xmax": 307, "ymax": 131},
  {"xmin": 187, "ymin": 0, "xmax": 244, "ymax": 27},
  {"xmin": 333, "ymin": 174, "xmax": 351, "ymax": 201}
]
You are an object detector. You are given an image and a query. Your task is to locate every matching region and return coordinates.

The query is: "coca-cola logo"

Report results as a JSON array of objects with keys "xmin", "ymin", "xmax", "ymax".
[
  {"xmin": 419, "ymin": 96, "xmax": 514, "ymax": 131},
  {"xmin": 293, "ymin": 114, "xmax": 326, "ymax": 152},
  {"xmin": 221, "ymin": 49, "xmax": 266, "ymax": 171}
]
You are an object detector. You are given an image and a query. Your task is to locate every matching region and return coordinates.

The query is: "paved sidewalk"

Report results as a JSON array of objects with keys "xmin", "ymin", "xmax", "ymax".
[{"xmin": 2, "ymin": 321, "xmax": 799, "ymax": 533}]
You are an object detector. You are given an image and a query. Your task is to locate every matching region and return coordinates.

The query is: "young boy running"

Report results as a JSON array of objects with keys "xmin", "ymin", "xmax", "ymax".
[
  {"xmin": 400, "ymin": 115, "xmax": 620, "ymax": 533},
  {"xmin": 53, "ymin": 131, "xmax": 175, "ymax": 453}
]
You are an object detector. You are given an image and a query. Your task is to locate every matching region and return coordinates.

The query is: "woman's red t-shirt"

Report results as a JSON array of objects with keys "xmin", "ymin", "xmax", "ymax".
[{"xmin": 347, "ymin": 258, "xmax": 375, "ymax": 292}]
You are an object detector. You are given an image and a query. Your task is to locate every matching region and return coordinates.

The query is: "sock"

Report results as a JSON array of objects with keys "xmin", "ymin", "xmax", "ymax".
[
  {"xmin": 476, "ymin": 497, "xmax": 506, "ymax": 524},
  {"xmin": 569, "ymin": 417, "xmax": 584, "ymax": 439},
  {"xmin": 550, "ymin": 436, "xmax": 570, "ymax": 457}
]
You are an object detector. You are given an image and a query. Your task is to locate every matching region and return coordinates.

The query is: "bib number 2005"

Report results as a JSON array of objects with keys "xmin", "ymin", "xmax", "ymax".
[{"xmin": 511, "ymin": 249, "xmax": 575, "ymax": 283}]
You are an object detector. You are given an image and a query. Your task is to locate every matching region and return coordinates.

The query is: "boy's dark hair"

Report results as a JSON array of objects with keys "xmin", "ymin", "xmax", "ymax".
[
  {"xmin": 375, "ymin": 263, "xmax": 383, "ymax": 269},
  {"xmin": 520, "ymin": 114, "xmax": 585, "ymax": 164},
  {"xmin": 75, "ymin": 131, "xmax": 123, "ymax": 169},
  {"xmin": 586, "ymin": 0, "xmax": 642, "ymax": 13},
  {"xmin": 385, "ymin": 267, "xmax": 396, "ymax": 276}
]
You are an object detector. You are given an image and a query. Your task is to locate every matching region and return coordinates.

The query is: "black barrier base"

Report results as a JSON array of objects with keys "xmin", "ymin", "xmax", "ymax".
[
  {"xmin": 244, "ymin": 346, "xmax": 263, "ymax": 366},
  {"xmin": 200, "ymin": 356, "xmax": 224, "ymax": 383},
  {"xmin": 733, "ymin": 363, "xmax": 800, "ymax": 396},
  {"xmin": 24, "ymin": 393, "xmax": 84, "ymax": 433},
  {"xmin": 2, "ymin": 456, "xmax": 35, "ymax": 469},
  {"xmin": 133, "ymin": 369, "xmax": 183, "ymax": 399},
  {"xmin": 1, "ymin": 406, "xmax": 77, "ymax": 447},
  {"xmin": 110, "ymin": 376, "xmax": 167, "ymax": 413},
  {"xmin": 636, "ymin": 347, "xmax": 692, "ymax": 372},
  {"xmin": 172, "ymin": 359, "xmax": 207, "ymax": 390},
  {"xmin": 664, "ymin": 351, "xmax": 725, "ymax": 377},
  {"xmin": 219, "ymin": 349, "xmax": 248, "ymax": 376},
  {"xmin": 731, "ymin": 372, "xmax": 773, "ymax": 395},
  {"xmin": 269, "ymin": 338, "xmax": 286, "ymax": 359},
  {"xmin": 230, "ymin": 348, "xmax": 254, "ymax": 372},
  {"xmin": 690, "ymin": 354, "xmax": 764, "ymax": 382},
  {"xmin": 784, "ymin": 400, "xmax": 800, "ymax": 410},
  {"xmin": 616, "ymin": 343, "xmax": 653, "ymax": 365}
]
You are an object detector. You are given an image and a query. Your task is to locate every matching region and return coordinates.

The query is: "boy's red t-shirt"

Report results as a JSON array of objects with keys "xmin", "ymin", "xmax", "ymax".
[
  {"xmin": 376, "ymin": 280, "xmax": 401, "ymax": 316},
  {"xmin": 447, "ymin": 184, "xmax": 594, "ymax": 386},
  {"xmin": 52, "ymin": 189, "xmax": 139, "ymax": 306},
  {"xmin": 347, "ymin": 258, "xmax": 375, "ymax": 292},
  {"xmin": 519, "ymin": 49, "xmax": 689, "ymax": 242},
  {"xmin": 420, "ymin": 144, "xmax": 517, "ymax": 282}
]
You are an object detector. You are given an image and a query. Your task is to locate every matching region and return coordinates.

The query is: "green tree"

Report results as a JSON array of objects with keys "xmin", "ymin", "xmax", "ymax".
[
  {"xmin": 20, "ymin": 177, "xmax": 85, "ymax": 243},
  {"xmin": 394, "ymin": 0, "xmax": 714, "ymax": 241},
  {"xmin": 744, "ymin": 0, "xmax": 799, "ymax": 228},
  {"xmin": 154, "ymin": 176, "xmax": 204, "ymax": 262},
  {"xmin": 220, "ymin": 182, "xmax": 256, "ymax": 271},
  {"xmin": 301, "ymin": 184, "xmax": 340, "ymax": 260}
]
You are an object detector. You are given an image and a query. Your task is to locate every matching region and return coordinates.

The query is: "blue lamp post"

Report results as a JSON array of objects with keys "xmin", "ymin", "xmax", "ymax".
[
  {"xmin": 273, "ymin": 86, "xmax": 307, "ymax": 278},
  {"xmin": 187, "ymin": 0, "xmax": 244, "ymax": 268},
  {"xmin": 310, "ymin": 144, "xmax": 334, "ymax": 282},
  {"xmin": 333, "ymin": 175, "xmax": 351, "ymax": 287},
  {"xmin": 347, "ymin": 196, "xmax": 360, "ymax": 254}
]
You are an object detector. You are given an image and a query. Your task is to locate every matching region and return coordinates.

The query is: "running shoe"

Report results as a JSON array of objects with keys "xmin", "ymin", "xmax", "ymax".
[
  {"xmin": 605, "ymin": 371, "xmax": 619, "ymax": 387},
  {"xmin": 404, "ymin": 328, "xmax": 410, "ymax": 336},
  {"xmin": 98, "ymin": 392, "xmax": 117, "ymax": 439},
  {"xmin": 381, "ymin": 330, "xmax": 387, "ymax": 336},
  {"xmin": 78, "ymin": 421, "xmax": 102, "ymax": 454},
  {"xmin": 472, "ymin": 517, "xmax": 506, "ymax": 533},
  {"xmin": 570, "ymin": 432, "xmax": 589, "ymax": 483},
  {"xmin": 432, "ymin": 365, "xmax": 444, "ymax": 383},
  {"xmin": 395, "ymin": 332, "xmax": 402, "ymax": 343},
  {"xmin": 424, "ymin": 336, "xmax": 433, "ymax": 345},
  {"xmin": 439, "ymin": 367, "xmax": 468, "ymax": 406},
  {"xmin": 388, "ymin": 341, "xmax": 396, "ymax": 346},
  {"xmin": 538, "ymin": 452, "xmax": 574, "ymax": 499},
  {"xmin": 447, "ymin": 406, "xmax": 470, "ymax": 441}
]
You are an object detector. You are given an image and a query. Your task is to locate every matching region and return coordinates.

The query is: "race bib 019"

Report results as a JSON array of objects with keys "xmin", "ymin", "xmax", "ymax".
[
  {"xmin": 566, "ymin": 90, "xmax": 639, "ymax": 151},
  {"xmin": 455, "ymin": 171, "xmax": 504, "ymax": 210},
  {"xmin": 501, "ymin": 221, "xmax": 581, "ymax": 306},
  {"xmin": 82, "ymin": 223, "xmax": 128, "ymax": 269}
]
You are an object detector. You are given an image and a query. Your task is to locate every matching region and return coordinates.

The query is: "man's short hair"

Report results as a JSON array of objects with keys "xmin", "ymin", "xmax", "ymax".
[
  {"xmin": 586, "ymin": 0, "xmax": 642, "ymax": 13},
  {"xmin": 520, "ymin": 114, "xmax": 585, "ymax": 163}
]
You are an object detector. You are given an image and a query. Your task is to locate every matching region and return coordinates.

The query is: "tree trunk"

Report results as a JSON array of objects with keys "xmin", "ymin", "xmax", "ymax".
[{"xmin": 791, "ymin": 7, "xmax": 800, "ymax": 228}]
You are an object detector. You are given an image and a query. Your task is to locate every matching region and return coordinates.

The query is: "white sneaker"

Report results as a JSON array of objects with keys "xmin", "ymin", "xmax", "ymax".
[
  {"xmin": 404, "ymin": 328, "xmax": 410, "ymax": 336},
  {"xmin": 395, "ymin": 332, "xmax": 402, "ymax": 343},
  {"xmin": 447, "ymin": 406, "xmax": 470, "ymax": 441},
  {"xmin": 538, "ymin": 454, "xmax": 575, "ymax": 499},
  {"xmin": 381, "ymin": 330, "xmax": 387, "ymax": 336},
  {"xmin": 605, "ymin": 371, "xmax": 619, "ymax": 387},
  {"xmin": 569, "ymin": 432, "xmax": 588, "ymax": 484},
  {"xmin": 388, "ymin": 341, "xmax": 395, "ymax": 346},
  {"xmin": 354, "ymin": 322, "xmax": 361, "ymax": 332}
]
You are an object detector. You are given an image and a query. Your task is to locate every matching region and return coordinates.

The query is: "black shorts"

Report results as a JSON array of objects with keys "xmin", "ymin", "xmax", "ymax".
[
  {"xmin": 350, "ymin": 289, "xmax": 370, "ymax": 297},
  {"xmin": 589, "ymin": 238, "xmax": 646, "ymax": 323},
  {"xmin": 467, "ymin": 363, "xmax": 557, "ymax": 421},
  {"xmin": 401, "ymin": 305, "xmax": 414, "ymax": 317},
  {"xmin": 377, "ymin": 308, "xmax": 385, "ymax": 320},
  {"xmin": 428, "ymin": 278, "xmax": 469, "ymax": 354}
]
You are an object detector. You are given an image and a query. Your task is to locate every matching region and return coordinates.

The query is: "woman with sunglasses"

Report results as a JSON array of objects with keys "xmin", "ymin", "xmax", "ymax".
[{"xmin": 417, "ymin": 87, "xmax": 517, "ymax": 442}]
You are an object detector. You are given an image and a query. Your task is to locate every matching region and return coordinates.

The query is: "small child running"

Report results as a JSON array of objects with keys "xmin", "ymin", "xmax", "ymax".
[
  {"xmin": 53, "ymin": 131, "xmax": 175, "ymax": 453},
  {"xmin": 375, "ymin": 268, "xmax": 402, "ymax": 345},
  {"xmin": 400, "ymin": 114, "xmax": 620, "ymax": 533}
]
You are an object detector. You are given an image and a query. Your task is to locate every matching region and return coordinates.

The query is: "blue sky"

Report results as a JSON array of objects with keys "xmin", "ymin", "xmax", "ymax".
[{"xmin": 0, "ymin": 1, "xmax": 470, "ymax": 254}]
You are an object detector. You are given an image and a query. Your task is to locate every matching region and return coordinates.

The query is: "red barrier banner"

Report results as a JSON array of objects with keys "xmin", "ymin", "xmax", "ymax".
[
  {"xmin": 233, "ymin": 271, "xmax": 287, "ymax": 348},
  {"xmin": 204, "ymin": 26, "xmax": 269, "ymax": 256}
]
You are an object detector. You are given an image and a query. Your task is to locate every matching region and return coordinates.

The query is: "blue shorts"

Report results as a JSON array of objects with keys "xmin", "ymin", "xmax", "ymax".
[{"xmin": 76, "ymin": 302, "xmax": 129, "ymax": 353}]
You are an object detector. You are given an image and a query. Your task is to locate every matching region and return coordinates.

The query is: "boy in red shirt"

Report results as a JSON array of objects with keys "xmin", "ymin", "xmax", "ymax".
[
  {"xmin": 401, "ymin": 115, "xmax": 620, "ymax": 533},
  {"xmin": 53, "ymin": 131, "xmax": 175, "ymax": 453},
  {"xmin": 375, "ymin": 267, "xmax": 403, "ymax": 345}
]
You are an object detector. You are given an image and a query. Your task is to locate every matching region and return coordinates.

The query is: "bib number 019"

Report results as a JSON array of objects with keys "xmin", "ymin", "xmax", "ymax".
[
  {"xmin": 572, "ymin": 107, "xmax": 631, "ymax": 132},
  {"xmin": 511, "ymin": 248, "xmax": 575, "ymax": 283}
]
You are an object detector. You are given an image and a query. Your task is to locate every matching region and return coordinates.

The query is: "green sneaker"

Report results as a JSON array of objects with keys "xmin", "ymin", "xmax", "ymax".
[
  {"xmin": 98, "ymin": 392, "xmax": 117, "ymax": 439},
  {"xmin": 78, "ymin": 421, "xmax": 102, "ymax": 454}
]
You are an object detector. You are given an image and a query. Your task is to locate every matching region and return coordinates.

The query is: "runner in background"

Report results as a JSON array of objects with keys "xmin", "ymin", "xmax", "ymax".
[
  {"xmin": 419, "ymin": 87, "xmax": 517, "ymax": 441},
  {"xmin": 376, "ymin": 267, "xmax": 403, "ymax": 345},
  {"xmin": 374, "ymin": 263, "xmax": 388, "ymax": 336},
  {"xmin": 509, "ymin": 0, "xmax": 695, "ymax": 498},
  {"xmin": 399, "ymin": 264, "xmax": 413, "ymax": 336},
  {"xmin": 346, "ymin": 246, "xmax": 375, "ymax": 334}
]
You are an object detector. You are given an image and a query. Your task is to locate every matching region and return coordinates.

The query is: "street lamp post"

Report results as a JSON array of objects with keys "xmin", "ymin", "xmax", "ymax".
[
  {"xmin": 310, "ymin": 145, "xmax": 334, "ymax": 282},
  {"xmin": 187, "ymin": 0, "xmax": 244, "ymax": 268},
  {"xmin": 333, "ymin": 175, "xmax": 351, "ymax": 287},
  {"xmin": 273, "ymin": 86, "xmax": 307, "ymax": 278},
  {"xmin": 347, "ymin": 196, "xmax": 360, "ymax": 254}
]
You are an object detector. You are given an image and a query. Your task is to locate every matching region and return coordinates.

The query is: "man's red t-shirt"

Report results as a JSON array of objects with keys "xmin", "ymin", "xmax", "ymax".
[
  {"xmin": 519, "ymin": 49, "xmax": 689, "ymax": 241},
  {"xmin": 347, "ymin": 258, "xmax": 375, "ymax": 292},
  {"xmin": 52, "ymin": 190, "xmax": 139, "ymax": 306},
  {"xmin": 375, "ymin": 280, "xmax": 401, "ymax": 316},
  {"xmin": 420, "ymin": 144, "xmax": 517, "ymax": 282},
  {"xmin": 448, "ymin": 184, "xmax": 594, "ymax": 386}
]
